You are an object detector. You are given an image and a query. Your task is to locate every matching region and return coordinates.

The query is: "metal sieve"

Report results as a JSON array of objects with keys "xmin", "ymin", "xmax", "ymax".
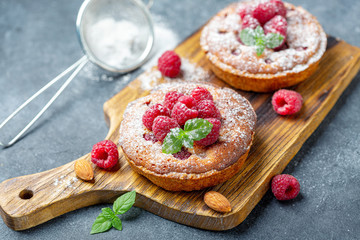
[{"xmin": 0, "ymin": 0, "xmax": 154, "ymax": 147}]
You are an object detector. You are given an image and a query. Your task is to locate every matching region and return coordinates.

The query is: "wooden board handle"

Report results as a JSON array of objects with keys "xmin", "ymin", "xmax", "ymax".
[
  {"xmin": 0, "ymin": 79, "xmax": 153, "ymax": 231},
  {"xmin": 0, "ymin": 155, "xmax": 123, "ymax": 230}
]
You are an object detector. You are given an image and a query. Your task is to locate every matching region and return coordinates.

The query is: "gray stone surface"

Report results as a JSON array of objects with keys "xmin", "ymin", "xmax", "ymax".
[{"xmin": 0, "ymin": 0, "xmax": 359, "ymax": 239}]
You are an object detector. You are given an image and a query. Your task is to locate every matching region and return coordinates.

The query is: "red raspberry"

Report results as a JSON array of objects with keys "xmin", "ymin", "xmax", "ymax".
[
  {"xmin": 195, "ymin": 118, "xmax": 221, "ymax": 146},
  {"xmin": 142, "ymin": 104, "xmax": 170, "ymax": 130},
  {"xmin": 264, "ymin": 15, "xmax": 287, "ymax": 50},
  {"xmin": 191, "ymin": 87, "xmax": 213, "ymax": 102},
  {"xmin": 271, "ymin": 174, "xmax": 300, "ymax": 200},
  {"xmin": 163, "ymin": 91, "xmax": 184, "ymax": 110},
  {"xmin": 197, "ymin": 100, "xmax": 221, "ymax": 119},
  {"xmin": 272, "ymin": 89, "xmax": 303, "ymax": 115},
  {"xmin": 241, "ymin": 15, "xmax": 260, "ymax": 30},
  {"xmin": 158, "ymin": 50, "xmax": 181, "ymax": 78},
  {"xmin": 172, "ymin": 148, "xmax": 192, "ymax": 160},
  {"xmin": 264, "ymin": 15, "xmax": 287, "ymax": 36},
  {"xmin": 178, "ymin": 95, "xmax": 196, "ymax": 108},
  {"xmin": 270, "ymin": 0, "xmax": 287, "ymax": 17},
  {"xmin": 171, "ymin": 102, "xmax": 199, "ymax": 126},
  {"xmin": 91, "ymin": 140, "xmax": 119, "ymax": 169},
  {"xmin": 252, "ymin": 1, "xmax": 276, "ymax": 25},
  {"xmin": 143, "ymin": 132, "xmax": 157, "ymax": 143},
  {"xmin": 238, "ymin": 5, "xmax": 254, "ymax": 19},
  {"xmin": 152, "ymin": 116, "xmax": 179, "ymax": 142}
]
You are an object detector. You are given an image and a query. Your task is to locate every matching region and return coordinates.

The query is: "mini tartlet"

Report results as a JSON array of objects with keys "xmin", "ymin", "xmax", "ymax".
[
  {"xmin": 200, "ymin": 0, "xmax": 327, "ymax": 92},
  {"xmin": 119, "ymin": 83, "xmax": 256, "ymax": 191}
]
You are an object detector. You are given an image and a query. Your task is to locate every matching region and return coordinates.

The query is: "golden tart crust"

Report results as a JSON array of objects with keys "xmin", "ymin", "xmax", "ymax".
[
  {"xmin": 119, "ymin": 82, "xmax": 256, "ymax": 191},
  {"xmin": 200, "ymin": 1, "xmax": 327, "ymax": 92}
]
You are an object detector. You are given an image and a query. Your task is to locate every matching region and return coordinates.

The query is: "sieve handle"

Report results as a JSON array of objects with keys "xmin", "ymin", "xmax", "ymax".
[
  {"xmin": 0, "ymin": 56, "xmax": 88, "ymax": 147},
  {"xmin": 145, "ymin": 0, "xmax": 153, "ymax": 9}
]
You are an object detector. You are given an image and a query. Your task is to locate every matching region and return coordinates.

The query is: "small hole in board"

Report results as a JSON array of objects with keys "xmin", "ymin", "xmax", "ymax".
[{"xmin": 19, "ymin": 189, "xmax": 33, "ymax": 200}]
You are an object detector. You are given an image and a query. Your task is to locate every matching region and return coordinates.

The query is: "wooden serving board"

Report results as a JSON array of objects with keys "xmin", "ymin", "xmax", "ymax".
[{"xmin": 1, "ymin": 29, "xmax": 360, "ymax": 231}]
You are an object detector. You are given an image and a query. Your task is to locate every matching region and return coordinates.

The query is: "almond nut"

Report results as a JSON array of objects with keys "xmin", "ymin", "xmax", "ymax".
[
  {"xmin": 204, "ymin": 191, "xmax": 231, "ymax": 213},
  {"xmin": 74, "ymin": 159, "xmax": 94, "ymax": 181}
]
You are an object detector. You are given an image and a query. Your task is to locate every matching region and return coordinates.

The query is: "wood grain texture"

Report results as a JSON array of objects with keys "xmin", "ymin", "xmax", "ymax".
[{"xmin": 0, "ymin": 30, "xmax": 360, "ymax": 231}]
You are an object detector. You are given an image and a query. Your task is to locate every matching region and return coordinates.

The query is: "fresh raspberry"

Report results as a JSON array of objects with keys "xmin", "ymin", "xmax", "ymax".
[
  {"xmin": 171, "ymin": 102, "xmax": 199, "ymax": 125},
  {"xmin": 191, "ymin": 87, "xmax": 213, "ymax": 102},
  {"xmin": 271, "ymin": 174, "xmax": 300, "ymax": 200},
  {"xmin": 152, "ymin": 116, "xmax": 179, "ymax": 142},
  {"xmin": 264, "ymin": 15, "xmax": 287, "ymax": 36},
  {"xmin": 142, "ymin": 104, "xmax": 170, "ymax": 130},
  {"xmin": 241, "ymin": 14, "xmax": 260, "ymax": 30},
  {"xmin": 178, "ymin": 95, "xmax": 197, "ymax": 108},
  {"xmin": 172, "ymin": 148, "xmax": 192, "ymax": 160},
  {"xmin": 163, "ymin": 91, "xmax": 184, "ymax": 110},
  {"xmin": 195, "ymin": 118, "xmax": 221, "ymax": 146},
  {"xmin": 264, "ymin": 15, "xmax": 287, "ymax": 50},
  {"xmin": 158, "ymin": 50, "xmax": 181, "ymax": 78},
  {"xmin": 238, "ymin": 5, "xmax": 254, "ymax": 19},
  {"xmin": 270, "ymin": 0, "xmax": 287, "ymax": 17},
  {"xmin": 272, "ymin": 89, "xmax": 303, "ymax": 115},
  {"xmin": 197, "ymin": 100, "xmax": 221, "ymax": 119},
  {"xmin": 143, "ymin": 132, "xmax": 157, "ymax": 143},
  {"xmin": 252, "ymin": 1, "xmax": 276, "ymax": 25},
  {"xmin": 91, "ymin": 140, "xmax": 119, "ymax": 169}
]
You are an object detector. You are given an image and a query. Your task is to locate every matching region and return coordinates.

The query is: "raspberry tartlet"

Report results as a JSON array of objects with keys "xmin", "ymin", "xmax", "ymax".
[
  {"xmin": 200, "ymin": 0, "xmax": 327, "ymax": 92},
  {"xmin": 119, "ymin": 83, "xmax": 256, "ymax": 191}
]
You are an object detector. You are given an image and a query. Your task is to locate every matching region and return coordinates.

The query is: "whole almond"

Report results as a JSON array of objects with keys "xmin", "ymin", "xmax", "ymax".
[
  {"xmin": 74, "ymin": 159, "xmax": 94, "ymax": 181},
  {"xmin": 204, "ymin": 191, "xmax": 232, "ymax": 213}
]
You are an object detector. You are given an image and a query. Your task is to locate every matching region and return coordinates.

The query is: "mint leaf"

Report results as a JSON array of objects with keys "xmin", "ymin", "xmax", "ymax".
[
  {"xmin": 182, "ymin": 136, "xmax": 194, "ymax": 149},
  {"xmin": 265, "ymin": 33, "xmax": 284, "ymax": 49},
  {"xmin": 113, "ymin": 191, "xmax": 136, "ymax": 214},
  {"xmin": 90, "ymin": 191, "xmax": 137, "ymax": 235},
  {"xmin": 162, "ymin": 128, "xmax": 184, "ymax": 154},
  {"xmin": 255, "ymin": 34, "xmax": 265, "ymax": 47},
  {"xmin": 253, "ymin": 26, "xmax": 266, "ymax": 56},
  {"xmin": 240, "ymin": 28, "xmax": 256, "ymax": 46},
  {"xmin": 254, "ymin": 26, "xmax": 265, "ymax": 38},
  {"xmin": 101, "ymin": 207, "xmax": 116, "ymax": 220},
  {"xmin": 241, "ymin": 26, "xmax": 267, "ymax": 56},
  {"xmin": 241, "ymin": 26, "xmax": 283, "ymax": 56},
  {"xmin": 90, "ymin": 213, "xmax": 112, "ymax": 234},
  {"xmin": 162, "ymin": 118, "xmax": 214, "ymax": 154},
  {"xmin": 184, "ymin": 118, "xmax": 213, "ymax": 141},
  {"xmin": 255, "ymin": 44, "xmax": 265, "ymax": 56},
  {"xmin": 111, "ymin": 217, "xmax": 122, "ymax": 231}
]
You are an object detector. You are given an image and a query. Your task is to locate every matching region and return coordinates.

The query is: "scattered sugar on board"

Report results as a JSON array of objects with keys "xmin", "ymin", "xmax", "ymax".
[
  {"xmin": 139, "ymin": 58, "xmax": 211, "ymax": 90},
  {"xmin": 139, "ymin": 70, "xmax": 162, "ymax": 90},
  {"xmin": 141, "ymin": 14, "xmax": 180, "ymax": 70},
  {"xmin": 53, "ymin": 175, "xmax": 78, "ymax": 189}
]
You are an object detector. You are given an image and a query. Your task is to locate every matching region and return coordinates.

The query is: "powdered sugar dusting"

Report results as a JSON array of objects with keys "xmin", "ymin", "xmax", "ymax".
[
  {"xmin": 141, "ymin": 15, "xmax": 180, "ymax": 70},
  {"xmin": 200, "ymin": 1, "xmax": 327, "ymax": 76},
  {"xmin": 80, "ymin": 13, "xmax": 179, "ymax": 84},
  {"xmin": 53, "ymin": 175, "xmax": 78, "ymax": 190},
  {"xmin": 119, "ymin": 83, "xmax": 256, "ymax": 176},
  {"xmin": 172, "ymin": 58, "xmax": 211, "ymax": 83},
  {"xmin": 139, "ymin": 69, "xmax": 162, "ymax": 90},
  {"xmin": 86, "ymin": 18, "xmax": 143, "ymax": 69},
  {"xmin": 139, "ymin": 58, "xmax": 211, "ymax": 90}
]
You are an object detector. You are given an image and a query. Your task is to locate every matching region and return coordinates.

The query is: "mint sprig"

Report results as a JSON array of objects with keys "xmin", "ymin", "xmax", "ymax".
[
  {"xmin": 91, "ymin": 214, "xmax": 112, "ymax": 234},
  {"xmin": 162, "ymin": 118, "xmax": 213, "ymax": 154},
  {"xmin": 90, "ymin": 191, "xmax": 136, "ymax": 234},
  {"xmin": 240, "ymin": 26, "xmax": 284, "ymax": 56}
]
